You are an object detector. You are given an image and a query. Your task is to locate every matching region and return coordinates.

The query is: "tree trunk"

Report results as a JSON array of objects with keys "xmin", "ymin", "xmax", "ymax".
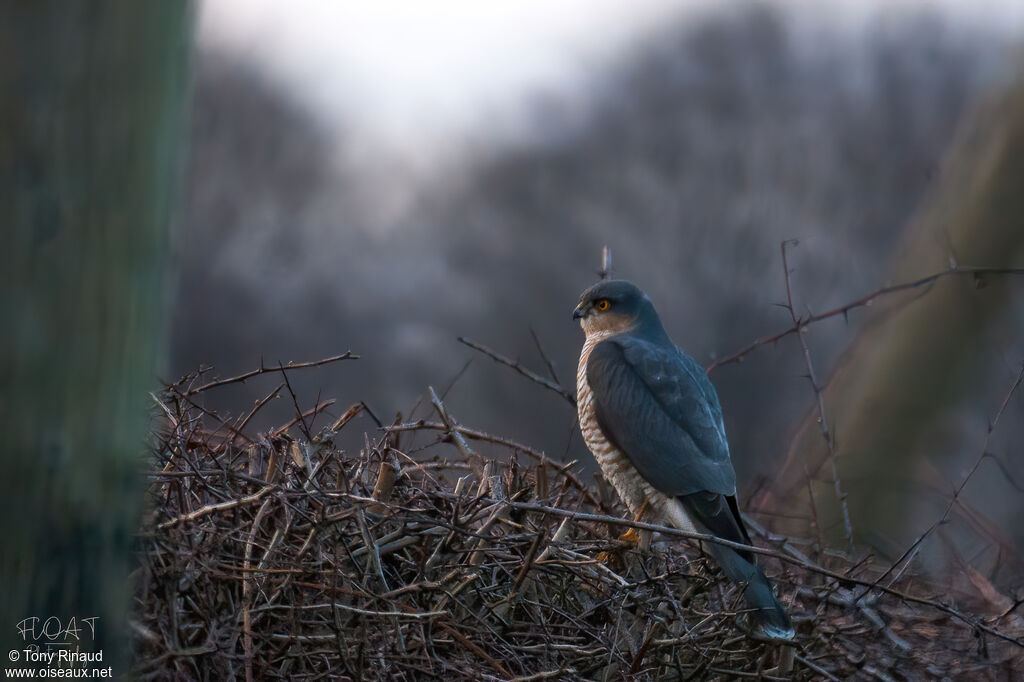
[{"xmin": 0, "ymin": 2, "xmax": 193, "ymax": 668}]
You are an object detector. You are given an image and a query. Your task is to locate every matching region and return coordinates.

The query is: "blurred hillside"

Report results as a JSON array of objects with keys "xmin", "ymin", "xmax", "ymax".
[{"xmin": 173, "ymin": 4, "xmax": 1023, "ymax": 579}]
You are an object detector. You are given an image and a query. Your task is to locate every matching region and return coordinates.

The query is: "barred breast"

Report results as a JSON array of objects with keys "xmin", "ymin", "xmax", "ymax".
[{"xmin": 577, "ymin": 333, "xmax": 658, "ymax": 518}]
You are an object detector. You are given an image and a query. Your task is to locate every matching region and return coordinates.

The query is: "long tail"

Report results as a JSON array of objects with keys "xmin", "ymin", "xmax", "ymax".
[
  {"xmin": 678, "ymin": 491, "xmax": 794, "ymax": 640},
  {"xmin": 703, "ymin": 539, "xmax": 794, "ymax": 639}
]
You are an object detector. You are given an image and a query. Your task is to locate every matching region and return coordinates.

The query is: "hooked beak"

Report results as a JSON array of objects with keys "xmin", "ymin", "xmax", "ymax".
[{"xmin": 572, "ymin": 302, "xmax": 588, "ymax": 320}]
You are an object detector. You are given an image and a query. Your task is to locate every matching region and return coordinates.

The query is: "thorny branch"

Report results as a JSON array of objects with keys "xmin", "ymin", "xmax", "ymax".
[
  {"xmin": 423, "ymin": 491, "xmax": 1023, "ymax": 649},
  {"xmin": 780, "ymin": 240, "xmax": 854, "ymax": 552},
  {"xmin": 855, "ymin": 361, "xmax": 1024, "ymax": 604},
  {"xmin": 138, "ymin": 358, "xmax": 1024, "ymax": 681},
  {"xmin": 706, "ymin": 264, "xmax": 1024, "ymax": 373},
  {"xmin": 385, "ymin": 419, "xmax": 602, "ymax": 509},
  {"xmin": 458, "ymin": 336, "xmax": 576, "ymax": 407},
  {"xmin": 184, "ymin": 351, "xmax": 358, "ymax": 396}
]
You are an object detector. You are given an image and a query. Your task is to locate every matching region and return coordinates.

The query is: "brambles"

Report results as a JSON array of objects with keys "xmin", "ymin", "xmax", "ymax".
[{"xmin": 133, "ymin": 363, "xmax": 1023, "ymax": 680}]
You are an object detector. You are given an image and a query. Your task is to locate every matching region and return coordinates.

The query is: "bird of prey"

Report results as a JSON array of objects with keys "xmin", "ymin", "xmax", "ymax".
[{"xmin": 573, "ymin": 279, "xmax": 794, "ymax": 641}]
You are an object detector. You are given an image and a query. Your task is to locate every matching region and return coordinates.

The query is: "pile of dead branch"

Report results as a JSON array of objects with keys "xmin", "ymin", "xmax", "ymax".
[{"xmin": 132, "ymin": 361, "xmax": 1023, "ymax": 680}]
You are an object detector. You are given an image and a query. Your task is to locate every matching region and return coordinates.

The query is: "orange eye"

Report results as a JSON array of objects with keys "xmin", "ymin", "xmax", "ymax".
[{"xmin": 595, "ymin": 299, "xmax": 610, "ymax": 311}]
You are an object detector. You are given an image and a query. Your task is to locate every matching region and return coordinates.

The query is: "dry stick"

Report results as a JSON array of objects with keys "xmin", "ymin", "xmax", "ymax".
[
  {"xmin": 150, "ymin": 391, "xmax": 179, "ymax": 427},
  {"xmin": 458, "ymin": 337, "xmax": 577, "ymax": 407},
  {"xmin": 428, "ymin": 387, "xmax": 482, "ymax": 469},
  {"xmin": 278, "ymin": 363, "xmax": 313, "ymax": 442},
  {"xmin": 243, "ymin": 496, "xmax": 274, "ymax": 682},
  {"xmin": 440, "ymin": 358, "xmax": 474, "ymax": 402},
  {"xmin": 269, "ymin": 400, "xmax": 336, "ymax": 439},
  {"xmin": 309, "ymin": 387, "xmax": 326, "ymax": 433},
  {"xmin": 707, "ymin": 265, "xmax": 1024, "ymax": 373},
  {"xmin": 322, "ymin": 602, "xmax": 447, "ymax": 619},
  {"xmin": 172, "ymin": 390, "xmax": 255, "ymax": 446},
  {"xmin": 185, "ymin": 351, "xmax": 358, "ymax": 395},
  {"xmin": 793, "ymin": 654, "xmax": 843, "ymax": 682},
  {"xmin": 233, "ymin": 383, "xmax": 284, "ymax": 443},
  {"xmin": 158, "ymin": 486, "xmax": 274, "ymax": 529},
  {"xmin": 355, "ymin": 508, "xmax": 390, "ymax": 591},
  {"xmin": 781, "ymin": 240, "xmax": 854, "ymax": 552},
  {"xmin": 330, "ymin": 403, "xmax": 363, "ymax": 431},
  {"xmin": 146, "ymin": 364, "xmax": 1024, "ymax": 671},
  {"xmin": 855, "ymin": 361, "xmax": 1024, "ymax": 605},
  {"xmin": 437, "ymin": 621, "xmax": 513, "ymax": 678},
  {"xmin": 384, "ymin": 420, "xmax": 601, "ymax": 508},
  {"xmin": 599, "ymin": 245, "xmax": 613, "ymax": 281},
  {"xmin": 530, "ymin": 327, "xmax": 562, "ymax": 387},
  {"xmin": 426, "ymin": 491, "xmax": 1023, "ymax": 648},
  {"xmin": 509, "ymin": 669, "xmax": 577, "ymax": 682}
]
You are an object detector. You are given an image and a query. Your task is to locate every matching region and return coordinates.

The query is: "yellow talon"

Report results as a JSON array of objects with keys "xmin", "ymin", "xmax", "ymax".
[
  {"xmin": 619, "ymin": 527, "xmax": 641, "ymax": 545},
  {"xmin": 597, "ymin": 500, "xmax": 652, "ymax": 565}
]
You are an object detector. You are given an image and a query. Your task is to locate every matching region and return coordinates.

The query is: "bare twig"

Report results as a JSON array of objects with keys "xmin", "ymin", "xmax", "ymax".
[
  {"xmin": 781, "ymin": 240, "xmax": 854, "ymax": 551},
  {"xmin": 599, "ymin": 245, "xmax": 613, "ymax": 281},
  {"xmin": 330, "ymin": 403, "xmax": 363, "ymax": 431},
  {"xmin": 855, "ymin": 361, "xmax": 1024, "ymax": 604},
  {"xmin": 458, "ymin": 337, "xmax": 576, "ymax": 407},
  {"xmin": 384, "ymin": 419, "xmax": 600, "ymax": 507},
  {"xmin": 431, "ymin": 491, "xmax": 1022, "ymax": 648},
  {"xmin": 707, "ymin": 265, "xmax": 1024, "ymax": 372},
  {"xmin": 185, "ymin": 352, "xmax": 358, "ymax": 395},
  {"xmin": 243, "ymin": 496, "xmax": 274, "ymax": 682},
  {"xmin": 268, "ymin": 400, "xmax": 336, "ymax": 439},
  {"xmin": 428, "ymin": 386, "xmax": 480, "ymax": 465},
  {"xmin": 278, "ymin": 362, "xmax": 313, "ymax": 442},
  {"xmin": 158, "ymin": 486, "xmax": 274, "ymax": 529},
  {"xmin": 234, "ymin": 383, "xmax": 284, "ymax": 440},
  {"xmin": 138, "ymin": 359, "xmax": 1024, "ymax": 680},
  {"xmin": 530, "ymin": 327, "xmax": 562, "ymax": 387}
]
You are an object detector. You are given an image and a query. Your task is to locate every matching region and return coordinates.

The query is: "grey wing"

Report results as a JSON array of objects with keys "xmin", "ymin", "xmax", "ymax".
[{"xmin": 586, "ymin": 337, "xmax": 737, "ymax": 497}]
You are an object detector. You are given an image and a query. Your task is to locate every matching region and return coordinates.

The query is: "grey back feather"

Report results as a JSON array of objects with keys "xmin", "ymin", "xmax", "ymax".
[{"xmin": 586, "ymin": 335, "xmax": 737, "ymax": 497}]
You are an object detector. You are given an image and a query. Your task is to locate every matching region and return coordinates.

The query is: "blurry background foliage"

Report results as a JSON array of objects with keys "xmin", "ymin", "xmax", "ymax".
[{"xmin": 177, "ymin": 1, "xmax": 1024, "ymax": 594}]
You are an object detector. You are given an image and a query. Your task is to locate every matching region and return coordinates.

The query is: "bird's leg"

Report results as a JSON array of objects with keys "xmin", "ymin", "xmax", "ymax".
[
  {"xmin": 597, "ymin": 499, "xmax": 655, "ymax": 567},
  {"xmin": 618, "ymin": 499, "xmax": 649, "ymax": 543},
  {"xmin": 619, "ymin": 499, "xmax": 652, "ymax": 551}
]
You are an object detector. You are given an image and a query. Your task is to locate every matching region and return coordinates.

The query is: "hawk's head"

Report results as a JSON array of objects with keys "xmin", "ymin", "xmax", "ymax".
[{"xmin": 573, "ymin": 279, "xmax": 662, "ymax": 338}]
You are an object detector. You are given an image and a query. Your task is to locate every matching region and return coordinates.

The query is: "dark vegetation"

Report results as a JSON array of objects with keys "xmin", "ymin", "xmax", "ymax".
[{"xmin": 134, "ymin": 366, "xmax": 1023, "ymax": 679}]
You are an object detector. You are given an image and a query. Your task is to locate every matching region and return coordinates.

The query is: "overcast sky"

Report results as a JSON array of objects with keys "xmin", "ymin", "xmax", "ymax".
[{"xmin": 199, "ymin": 0, "xmax": 1023, "ymax": 166}]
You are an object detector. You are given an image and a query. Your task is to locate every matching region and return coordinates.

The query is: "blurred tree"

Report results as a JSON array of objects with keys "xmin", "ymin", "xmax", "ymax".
[
  {"xmin": 755, "ymin": 72, "xmax": 1024, "ymax": 559},
  {"xmin": 0, "ymin": 1, "xmax": 193, "ymax": 665},
  {"xmin": 422, "ymin": 7, "xmax": 1001, "ymax": 475}
]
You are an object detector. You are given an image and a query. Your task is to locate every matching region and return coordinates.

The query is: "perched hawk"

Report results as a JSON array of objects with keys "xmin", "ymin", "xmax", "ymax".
[{"xmin": 574, "ymin": 279, "xmax": 793, "ymax": 641}]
